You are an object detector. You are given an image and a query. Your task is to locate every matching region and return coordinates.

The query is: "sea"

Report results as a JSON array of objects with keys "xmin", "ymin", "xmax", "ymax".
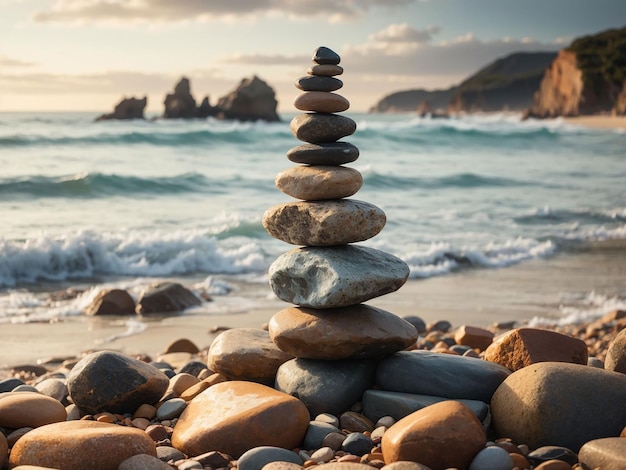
[{"xmin": 1, "ymin": 111, "xmax": 625, "ymax": 328}]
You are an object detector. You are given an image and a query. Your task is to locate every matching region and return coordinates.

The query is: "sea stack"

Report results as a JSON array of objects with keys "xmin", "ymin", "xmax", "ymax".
[{"xmin": 263, "ymin": 46, "xmax": 416, "ymax": 416}]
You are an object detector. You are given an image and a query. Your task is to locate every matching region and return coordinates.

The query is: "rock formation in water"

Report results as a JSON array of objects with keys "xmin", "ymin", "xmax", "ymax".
[
  {"xmin": 163, "ymin": 77, "xmax": 202, "ymax": 119},
  {"xmin": 95, "ymin": 96, "xmax": 147, "ymax": 121},
  {"xmin": 524, "ymin": 26, "xmax": 626, "ymax": 118},
  {"xmin": 216, "ymin": 76, "xmax": 280, "ymax": 122}
]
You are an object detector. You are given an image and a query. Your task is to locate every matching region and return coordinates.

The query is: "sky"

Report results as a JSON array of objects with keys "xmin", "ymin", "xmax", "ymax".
[{"xmin": 1, "ymin": 0, "xmax": 625, "ymax": 113}]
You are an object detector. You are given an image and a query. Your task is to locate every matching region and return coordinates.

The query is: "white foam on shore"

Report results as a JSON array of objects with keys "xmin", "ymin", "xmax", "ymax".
[
  {"xmin": 95, "ymin": 319, "xmax": 148, "ymax": 345},
  {"xmin": 528, "ymin": 291, "xmax": 626, "ymax": 327}
]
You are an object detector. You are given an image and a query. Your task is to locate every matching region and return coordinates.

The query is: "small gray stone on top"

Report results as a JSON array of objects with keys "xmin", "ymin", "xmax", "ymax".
[{"xmin": 313, "ymin": 46, "xmax": 341, "ymax": 65}]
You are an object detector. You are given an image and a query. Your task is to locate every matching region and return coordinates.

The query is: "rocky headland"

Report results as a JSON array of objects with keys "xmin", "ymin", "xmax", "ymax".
[
  {"xmin": 95, "ymin": 96, "xmax": 147, "ymax": 121},
  {"xmin": 524, "ymin": 26, "xmax": 626, "ymax": 119}
]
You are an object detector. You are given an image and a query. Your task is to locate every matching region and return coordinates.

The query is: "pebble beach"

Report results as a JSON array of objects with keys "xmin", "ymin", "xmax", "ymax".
[{"xmin": 2, "ymin": 46, "xmax": 626, "ymax": 470}]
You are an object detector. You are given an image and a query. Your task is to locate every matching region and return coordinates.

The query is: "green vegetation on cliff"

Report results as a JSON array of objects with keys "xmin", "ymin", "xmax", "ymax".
[{"xmin": 568, "ymin": 25, "xmax": 626, "ymax": 88}]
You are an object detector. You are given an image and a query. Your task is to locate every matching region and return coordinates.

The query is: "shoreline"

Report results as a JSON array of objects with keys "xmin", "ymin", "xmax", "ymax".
[
  {"xmin": 1, "ymin": 240, "xmax": 625, "ymax": 369},
  {"xmin": 563, "ymin": 115, "xmax": 626, "ymax": 130}
]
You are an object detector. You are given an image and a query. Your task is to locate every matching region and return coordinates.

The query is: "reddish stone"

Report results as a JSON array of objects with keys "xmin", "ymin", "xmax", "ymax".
[
  {"xmin": 381, "ymin": 400, "xmax": 486, "ymax": 470},
  {"xmin": 0, "ymin": 392, "xmax": 66, "ymax": 428},
  {"xmin": 454, "ymin": 325, "xmax": 494, "ymax": 351},
  {"xmin": 483, "ymin": 327, "xmax": 588, "ymax": 371}
]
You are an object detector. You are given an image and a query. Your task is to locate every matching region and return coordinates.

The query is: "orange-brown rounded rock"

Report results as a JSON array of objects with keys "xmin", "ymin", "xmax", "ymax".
[
  {"xmin": 275, "ymin": 165, "xmax": 362, "ymax": 201},
  {"xmin": 454, "ymin": 325, "xmax": 494, "ymax": 351},
  {"xmin": 0, "ymin": 432, "xmax": 7, "ymax": 468},
  {"xmin": 534, "ymin": 460, "xmax": 573, "ymax": 470},
  {"xmin": 8, "ymin": 420, "xmax": 156, "ymax": 470},
  {"xmin": 163, "ymin": 338, "xmax": 200, "ymax": 354},
  {"xmin": 381, "ymin": 400, "xmax": 486, "ymax": 470},
  {"xmin": 0, "ymin": 392, "xmax": 66, "ymax": 429},
  {"xmin": 172, "ymin": 381, "xmax": 310, "ymax": 458}
]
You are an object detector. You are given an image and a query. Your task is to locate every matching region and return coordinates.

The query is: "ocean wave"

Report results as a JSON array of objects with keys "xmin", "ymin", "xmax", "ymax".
[
  {"xmin": 529, "ymin": 291, "xmax": 626, "ymax": 327},
  {"xmin": 0, "ymin": 229, "xmax": 267, "ymax": 288},
  {"xmin": 515, "ymin": 206, "xmax": 626, "ymax": 226},
  {"xmin": 0, "ymin": 172, "xmax": 266, "ymax": 198},
  {"xmin": 403, "ymin": 238, "xmax": 556, "ymax": 278},
  {"xmin": 363, "ymin": 170, "xmax": 534, "ymax": 190}
]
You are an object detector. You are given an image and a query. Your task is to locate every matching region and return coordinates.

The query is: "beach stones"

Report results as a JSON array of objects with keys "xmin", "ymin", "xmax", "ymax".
[
  {"xmin": 135, "ymin": 281, "xmax": 201, "ymax": 314},
  {"xmin": 270, "ymin": 246, "xmax": 409, "ymax": 308},
  {"xmin": 263, "ymin": 200, "xmax": 385, "ymax": 246},
  {"xmin": 9, "ymin": 420, "xmax": 156, "ymax": 470},
  {"xmin": 579, "ymin": 437, "xmax": 626, "ymax": 470},
  {"xmin": 483, "ymin": 327, "xmax": 588, "ymax": 371},
  {"xmin": 381, "ymin": 400, "xmax": 486, "ymax": 469},
  {"xmin": 171, "ymin": 381, "xmax": 309, "ymax": 458},
  {"xmin": 265, "ymin": 46, "xmax": 414, "ymax": 416},
  {"xmin": 491, "ymin": 361, "xmax": 626, "ymax": 451},
  {"xmin": 83, "ymin": 288, "xmax": 136, "ymax": 315},
  {"xmin": 376, "ymin": 351, "xmax": 511, "ymax": 403},
  {"xmin": 269, "ymin": 305, "xmax": 417, "ymax": 360},
  {"xmin": 275, "ymin": 165, "xmax": 362, "ymax": 200},
  {"xmin": 287, "ymin": 142, "xmax": 359, "ymax": 165},
  {"xmin": 0, "ymin": 392, "xmax": 66, "ymax": 428},
  {"xmin": 67, "ymin": 350, "xmax": 169, "ymax": 414},
  {"xmin": 207, "ymin": 328, "xmax": 293, "ymax": 385}
]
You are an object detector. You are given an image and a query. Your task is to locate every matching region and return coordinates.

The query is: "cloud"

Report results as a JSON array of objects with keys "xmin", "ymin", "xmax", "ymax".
[
  {"xmin": 369, "ymin": 23, "xmax": 441, "ymax": 44},
  {"xmin": 0, "ymin": 55, "xmax": 36, "ymax": 67},
  {"xmin": 33, "ymin": 0, "xmax": 417, "ymax": 23}
]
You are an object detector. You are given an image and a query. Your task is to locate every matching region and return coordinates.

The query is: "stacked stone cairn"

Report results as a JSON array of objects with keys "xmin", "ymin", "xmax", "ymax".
[{"xmin": 262, "ymin": 46, "xmax": 418, "ymax": 416}]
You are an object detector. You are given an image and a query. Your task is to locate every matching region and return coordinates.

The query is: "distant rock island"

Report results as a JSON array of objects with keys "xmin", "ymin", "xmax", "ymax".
[
  {"xmin": 370, "ymin": 25, "xmax": 626, "ymax": 119},
  {"xmin": 370, "ymin": 52, "xmax": 557, "ymax": 115},
  {"xmin": 525, "ymin": 26, "xmax": 626, "ymax": 118},
  {"xmin": 97, "ymin": 75, "xmax": 280, "ymax": 122}
]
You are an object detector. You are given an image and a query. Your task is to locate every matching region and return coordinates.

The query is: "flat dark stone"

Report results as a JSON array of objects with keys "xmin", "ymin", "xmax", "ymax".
[
  {"xmin": 313, "ymin": 46, "xmax": 341, "ymax": 65},
  {"xmin": 287, "ymin": 142, "xmax": 359, "ymax": 165},
  {"xmin": 296, "ymin": 76, "xmax": 343, "ymax": 92},
  {"xmin": 290, "ymin": 113, "xmax": 356, "ymax": 144}
]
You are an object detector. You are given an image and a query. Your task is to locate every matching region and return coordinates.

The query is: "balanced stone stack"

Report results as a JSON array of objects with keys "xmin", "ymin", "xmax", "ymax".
[{"xmin": 263, "ymin": 46, "xmax": 417, "ymax": 416}]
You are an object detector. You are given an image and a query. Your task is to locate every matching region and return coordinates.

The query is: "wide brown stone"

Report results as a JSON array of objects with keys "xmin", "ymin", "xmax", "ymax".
[
  {"xmin": 454, "ymin": 325, "xmax": 494, "ymax": 352},
  {"xmin": 290, "ymin": 113, "xmax": 356, "ymax": 143},
  {"xmin": 207, "ymin": 328, "xmax": 294, "ymax": 385},
  {"xmin": 579, "ymin": 437, "xmax": 626, "ymax": 470},
  {"xmin": 163, "ymin": 338, "xmax": 200, "ymax": 354},
  {"xmin": 0, "ymin": 392, "xmax": 66, "ymax": 428},
  {"xmin": 294, "ymin": 92, "xmax": 350, "ymax": 113},
  {"xmin": 263, "ymin": 200, "xmax": 385, "ymax": 246},
  {"xmin": 483, "ymin": 327, "xmax": 588, "ymax": 371},
  {"xmin": 269, "ymin": 304, "xmax": 417, "ymax": 360},
  {"xmin": 83, "ymin": 288, "xmax": 136, "ymax": 315},
  {"xmin": 172, "ymin": 381, "xmax": 310, "ymax": 458},
  {"xmin": 8, "ymin": 420, "xmax": 156, "ymax": 470},
  {"xmin": 381, "ymin": 400, "xmax": 486, "ymax": 469},
  {"xmin": 275, "ymin": 165, "xmax": 362, "ymax": 201}
]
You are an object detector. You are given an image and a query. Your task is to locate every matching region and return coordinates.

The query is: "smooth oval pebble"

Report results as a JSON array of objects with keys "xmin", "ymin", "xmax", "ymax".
[
  {"xmin": 9, "ymin": 420, "xmax": 156, "ymax": 470},
  {"xmin": 0, "ymin": 392, "xmax": 67, "ymax": 428},
  {"xmin": 156, "ymin": 398, "xmax": 187, "ymax": 420},
  {"xmin": 468, "ymin": 446, "xmax": 515, "ymax": 470},
  {"xmin": 238, "ymin": 446, "xmax": 303, "ymax": 470},
  {"xmin": 275, "ymin": 165, "xmax": 362, "ymax": 200},
  {"xmin": 296, "ymin": 76, "xmax": 342, "ymax": 92},
  {"xmin": 287, "ymin": 142, "xmax": 359, "ymax": 165},
  {"xmin": 308, "ymin": 64, "xmax": 343, "ymax": 76},
  {"xmin": 263, "ymin": 199, "xmax": 385, "ymax": 246},
  {"xmin": 294, "ymin": 92, "xmax": 350, "ymax": 113},
  {"xmin": 290, "ymin": 113, "xmax": 356, "ymax": 143}
]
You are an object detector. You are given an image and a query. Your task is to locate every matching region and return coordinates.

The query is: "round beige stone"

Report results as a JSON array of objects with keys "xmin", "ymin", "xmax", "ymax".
[
  {"xmin": 307, "ymin": 64, "xmax": 344, "ymax": 76},
  {"xmin": 263, "ymin": 199, "xmax": 386, "ymax": 246},
  {"xmin": 275, "ymin": 165, "xmax": 362, "ymax": 201},
  {"xmin": 9, "ymin": 420, "xmax": 156, "ymax": 470},
  {"xmin": 294, "ymin": 92, "xmax": 350, "ymax": 113},
  {"xmin": 0, "ymin": 392, "xmax": 66, "ymax": 429},
  {"xmin": 269, "ymin": 304, "xmax": 417, "ymax": 360}
]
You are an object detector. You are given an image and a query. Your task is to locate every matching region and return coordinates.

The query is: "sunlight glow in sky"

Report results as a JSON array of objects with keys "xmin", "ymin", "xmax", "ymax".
[{"xmin": 1, "ymin": 0, "xmax": 625, "ymax": 112}]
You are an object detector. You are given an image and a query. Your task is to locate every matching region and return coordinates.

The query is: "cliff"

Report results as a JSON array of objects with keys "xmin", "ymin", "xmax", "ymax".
[
  {"xmin": 525, "ymin": 26, "xmax": 626, "ymax": 118},
  {"xmin": 95, "ymin": 96, "xmax": 147, "ymax": 121},
  {"xmin": 369, "ymin": 52, "xmax": 557, "ymax": 114}
]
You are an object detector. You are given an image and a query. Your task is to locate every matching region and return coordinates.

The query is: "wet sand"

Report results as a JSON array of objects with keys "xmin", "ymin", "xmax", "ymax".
[
  {"xmin": 564, "ymin": 115, "xmax": 626, "ymax": 130},
  {"xmin": 1, "ymin": 241, "xmax": 625, "ymax": 369}
]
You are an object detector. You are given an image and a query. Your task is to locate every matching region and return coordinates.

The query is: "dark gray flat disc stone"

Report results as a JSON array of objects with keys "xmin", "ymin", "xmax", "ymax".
[
  {"xmin": 296, "ymin": 76, "xmax": 343, "ymax": 92},
  {"xmin": 290, "ymin": 113, "xmax": 356, "ymax": 144},
  {"xmin": 287, "ymin": 142, "xmax": 359, "ymax": 165}
]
